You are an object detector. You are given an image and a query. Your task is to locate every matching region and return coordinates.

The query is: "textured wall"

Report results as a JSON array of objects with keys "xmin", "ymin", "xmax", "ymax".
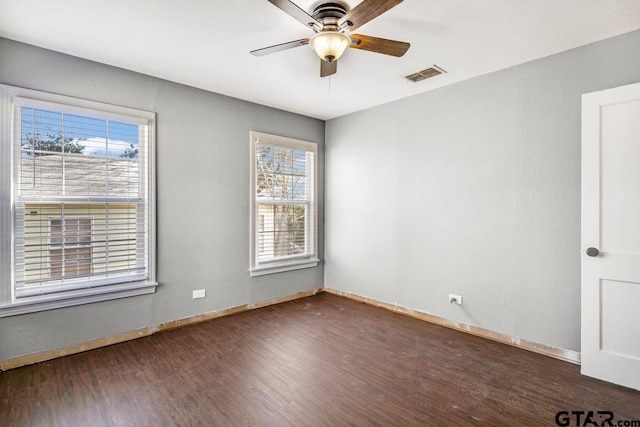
[
  {"xmin": 325, "ymin": 30, "xmax": 640, "ymax": 352},
  {"xmin": 0, "ymin": 38, "xmax": 324, "ymax": 361}
]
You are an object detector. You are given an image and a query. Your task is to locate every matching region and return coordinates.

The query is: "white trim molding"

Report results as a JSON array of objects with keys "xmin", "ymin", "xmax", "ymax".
[
  {"xmin": 249, "ymin": 131, "xmax": 319, "ymax": 276},
  {"xmin": 0, "ymin": 84, "xmax": 157, "ymax": 317}
]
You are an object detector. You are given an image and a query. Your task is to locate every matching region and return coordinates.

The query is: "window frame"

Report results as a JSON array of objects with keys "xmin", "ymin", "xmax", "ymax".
[
  {"xmin": 0, "ymin": 84, "xmax": 157, "ymax": 317},
  {"xmin": 249, "ymin": 131, "xmax": 319, "ymax": 276}
]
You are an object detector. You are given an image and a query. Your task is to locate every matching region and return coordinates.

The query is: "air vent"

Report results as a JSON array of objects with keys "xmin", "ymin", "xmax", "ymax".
[{"xmin": 405, "ymin": 65, "xmax": 447, "ymax": 82}]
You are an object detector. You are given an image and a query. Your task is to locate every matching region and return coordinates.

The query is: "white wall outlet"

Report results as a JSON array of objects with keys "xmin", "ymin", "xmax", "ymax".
[
  {"xmin": 192, "ymin": 289, "xmax": 206, "ymax": 299},
  {"xmin": 449, "ymin": 294, "xmax": 462, "ymax": 305}
]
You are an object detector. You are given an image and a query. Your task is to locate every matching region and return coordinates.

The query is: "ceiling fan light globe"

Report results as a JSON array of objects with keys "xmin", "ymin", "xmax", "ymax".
[{"xmin": 309, "ymin": 31, "xmax": 351, "ymax": 62}]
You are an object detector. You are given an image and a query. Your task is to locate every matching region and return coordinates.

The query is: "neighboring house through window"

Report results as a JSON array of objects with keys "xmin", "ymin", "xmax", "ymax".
[
  {"xmin": 0, "ymin": 84, "xmax": 157, "ymax": 316},
  {"xmin": 250, "ymin": 131, "xmax": 319, "ymax": 276}
]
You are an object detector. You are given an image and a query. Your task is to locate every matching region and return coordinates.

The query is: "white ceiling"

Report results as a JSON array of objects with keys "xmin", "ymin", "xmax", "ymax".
[{"xmin": 1, "ymin": 0, "xmax": 640, "ymax": 120}]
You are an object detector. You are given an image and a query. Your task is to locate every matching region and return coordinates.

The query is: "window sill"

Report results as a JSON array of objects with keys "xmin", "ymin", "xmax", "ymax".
[
  {"xmin": 250, "ymin": 258, "xmax": 320, "ymax": 277},
  {"xmin": 0, "ymin": 280, "xmax": 158, "ymax": 317}
]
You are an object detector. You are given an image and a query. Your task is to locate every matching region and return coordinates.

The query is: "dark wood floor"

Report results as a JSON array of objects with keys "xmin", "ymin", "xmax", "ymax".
[{"xmin": 1, "ymin": 293, "xmax": 639, "ymax": 426}]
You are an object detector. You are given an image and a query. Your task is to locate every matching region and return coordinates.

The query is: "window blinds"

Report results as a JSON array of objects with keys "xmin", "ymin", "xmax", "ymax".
[
  {"xmin": 13, "ymin": 102, "xmax": 149, "ymax": 298},
  {"xmin": 255, "ymin": 141, "xmax": 315, "ymax": 264}
]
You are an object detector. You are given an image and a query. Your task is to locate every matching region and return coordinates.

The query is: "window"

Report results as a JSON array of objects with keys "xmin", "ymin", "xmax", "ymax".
[
  {"xmin": 250, "ymin": 131, "xmax": 318, "ymax": 276},
  {"xmin": 49, "ymin": 217, "xmax": 93, "ymax": 279},
  {"xmin": 0, "ymin": 85, "xmax": 156, "ymax": 316}
]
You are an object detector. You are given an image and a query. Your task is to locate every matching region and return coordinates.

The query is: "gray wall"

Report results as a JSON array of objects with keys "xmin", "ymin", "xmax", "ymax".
[
  {"xmin": 325, "ymin": 30, "xmax": 640, "ymax": 352},
  {"xmin": 2, "ymin": 29, "xmax": 639, "ymax": 362},
  {"xmin": 0, "ymin": 38, "xmax": 324, "ymax": 361}
]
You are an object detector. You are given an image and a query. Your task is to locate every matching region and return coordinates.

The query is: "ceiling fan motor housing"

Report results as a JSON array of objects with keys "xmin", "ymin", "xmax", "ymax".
[{"xmin": 312, "ymin": 2, "xmax": 349, "ymax": 30}]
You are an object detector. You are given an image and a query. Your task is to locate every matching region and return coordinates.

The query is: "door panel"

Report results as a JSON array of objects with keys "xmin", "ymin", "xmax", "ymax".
[
  {"xmin": 600, "ymin": 279, "xmax": 640, "ymax": 358},
  {"xmin": 581, "ymin": 82, "xmax": 640, "ymax": 391},
  {"xmin": 600, "ymin": 99, "xmax": 640, "ymax": 254}
]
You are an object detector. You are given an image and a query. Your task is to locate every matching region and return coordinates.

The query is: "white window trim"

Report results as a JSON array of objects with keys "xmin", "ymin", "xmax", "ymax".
[
  {"xmin": 249, "ymin": 131, "xmax": 319, "ymax": 276},
  {"xmin": 0, "ymin": 84, "xmax": 157, "ymax": 317}
]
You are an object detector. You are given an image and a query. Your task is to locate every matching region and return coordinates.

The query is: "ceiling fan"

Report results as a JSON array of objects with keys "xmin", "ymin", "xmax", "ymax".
[{"xmin": 251, "ymin": 0, "xmax": 410, "ymax": 77}]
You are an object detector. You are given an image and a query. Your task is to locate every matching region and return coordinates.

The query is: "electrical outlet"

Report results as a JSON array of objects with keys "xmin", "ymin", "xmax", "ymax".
[
  {"xmin": 192, "ymin": 289, "xmax": 206, "ymax": 299},
  {"xmin": 449, "ymin": 294, "xmax": 462, "ymax": 305}
]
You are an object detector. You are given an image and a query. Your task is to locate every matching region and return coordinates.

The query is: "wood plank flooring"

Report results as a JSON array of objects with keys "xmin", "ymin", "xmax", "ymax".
[{"xmin": 1, "ymin": 292, "xmax": 639, "ymax": 426}]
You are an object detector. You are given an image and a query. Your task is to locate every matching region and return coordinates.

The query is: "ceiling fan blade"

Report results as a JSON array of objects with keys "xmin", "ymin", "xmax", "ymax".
[
  {"xmin": 320, "ymin": 60, "xmax": 337, "ymax": 77},
  {"xmin": 338, "ymin": 0, "xmax": 403, "ymax": 32},
  {"xmin": 251, "ymin": 39, "xmax": 309, "ymax": 56},
  {"xmin": 267, "ymin": 0, "xmax": 322, "ymax": 31},
  {"xmin": 349, "ymin": 34, "xmax": 410, "ymax": 57}
]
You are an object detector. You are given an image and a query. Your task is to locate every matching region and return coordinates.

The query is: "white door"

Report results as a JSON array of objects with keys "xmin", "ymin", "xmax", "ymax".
[{"xmin": 581, "ymin": 82, "xmax": 640, "ymax": 391}]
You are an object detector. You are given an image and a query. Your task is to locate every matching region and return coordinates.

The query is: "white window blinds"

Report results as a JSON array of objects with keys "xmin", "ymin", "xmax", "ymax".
[
  {"xmin": 250, "ymin": 131, "xmax": 318, "ymax": 275},
  {"xmin": 13, "ymin": 98, "xmax": 150, "ymax": 298}
]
